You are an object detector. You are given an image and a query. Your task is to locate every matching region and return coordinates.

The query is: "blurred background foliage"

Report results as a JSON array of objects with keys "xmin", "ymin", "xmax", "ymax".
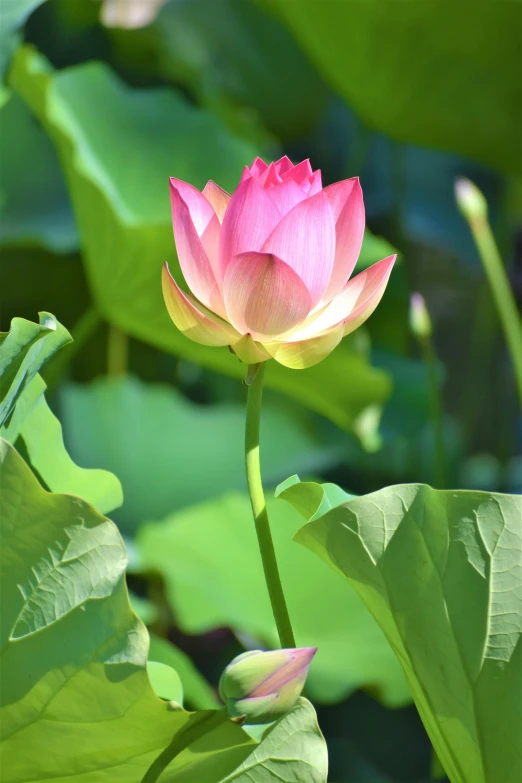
[{"xmin": 1, "ymin": 1, "xmax": 520, "ymax": 781}]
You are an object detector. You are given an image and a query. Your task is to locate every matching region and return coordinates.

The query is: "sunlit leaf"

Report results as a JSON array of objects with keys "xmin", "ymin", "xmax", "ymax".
[
  {"xmin": 147, "ymin": 661, "xmax": 184, "ymax": 704},
  {"xmin": 0, "ymin": 314, "xmax": 122, "ymax": 515},
  {"xmin": 0, "ymin": 311, "xmax": 71, "ymax": 427},
  {"xmin": 19, "ymin": 382, "xmax": 122, "ymax": 514},
  {"xmin": 280, "ymin": 477, "xmax": 522, "ymax": 783},
  {"xmin": 129, "ymin": 591, "xmax": 159, "ymax": 627},
  {"xmin": 220, "ymin": 698, "xmax": 327, "ymax": 783},
  {"xmin": 0, "ymin": 438, "xmax": 255, "ymax": 782}
]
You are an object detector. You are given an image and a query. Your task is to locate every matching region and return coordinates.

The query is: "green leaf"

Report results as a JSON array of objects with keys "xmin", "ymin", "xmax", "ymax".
[
  {"xmin": 276, "ymin": 474, "xmax": 355, "ymax": 522},
  {"xmin": 0, "ymin": 437, "xmax": 256, "ymax": 782},
  {"xmin": 129, "ymin": 591, "xmax": 159, "ymax": 626},
  {"xmin": 10, "ymin": 46, "xmax": 392, "ymax": 439},
  {"xmin": 147, "ymin": 661, "xmax": 184, "ymax": 705},
  {"xmin": 220, "ymin": 698, "xmax": 327, "ymax": 783},
  {"xmin": 148, "ymin": 634, "xmax": 221, "ymax": 711},
  {"xmin": 58, "ymin": 375, "xmax": 336, "ymax": 533},
  {"xmin": 19, "ymin": 385, "xmax": 123, "ymax": 514},
  {"xmin": 0, "ymin": 369, "xmax": 46, "ymax": 443},
  {"xmin": 137, "ymin": 491, "xmax": 410, "ymax": 706},
  {"xmin": 281, "ymin": 478, "xmax": 522, "ymax": 783},
  {"xmin": 0, "ymin": 311, "xmax": 71, "ymax": 427},
  {"xmin": 0, "ymin": 314, "xmax": 122, "ymax": 515},
  {"xmin": 262, "ymin": 0, "xmax": 521, "ymax": 175},
  {"xmin": 0, "ymin": 92, "xmax": 77, "ymax": 252}
]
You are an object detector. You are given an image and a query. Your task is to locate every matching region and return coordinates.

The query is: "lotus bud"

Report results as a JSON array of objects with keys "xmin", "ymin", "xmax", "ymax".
[
  {"xmin": 219, "ymin": 647, "xmax": 316, "ymax": 724},
  {"xmin": 455, "ymin": 177, "xmax": 487, "ymax": 223},
  {"xmin": 409, "ymin": 292, "xmax": 432, "ymax": 340}
]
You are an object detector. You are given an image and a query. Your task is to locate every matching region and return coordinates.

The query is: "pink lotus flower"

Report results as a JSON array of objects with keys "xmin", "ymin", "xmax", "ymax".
[{"xmin": 163, "ymin": 156, "xmax": 395, "ymax": 369}]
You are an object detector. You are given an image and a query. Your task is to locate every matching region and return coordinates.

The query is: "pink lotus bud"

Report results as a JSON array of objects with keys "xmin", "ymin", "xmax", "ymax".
[
  {"xmin": 409, "ymin": 292, "xmax": 432, "ymax": 340},
  {"xmin": 163, "ymin": 157, "xmax": 396, "ymax": 369},
  {"xmin": 219, "ymin": 647, "xmax": 316, "ymax": 724}
]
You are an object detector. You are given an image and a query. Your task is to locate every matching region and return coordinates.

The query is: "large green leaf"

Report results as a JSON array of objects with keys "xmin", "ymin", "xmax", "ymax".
[
  {"xmin": 220, "ymin": 698, "xmax": 327, "ymax": 783},
  {"xmin": 137, "ymin": 491, "xmax": 409, "ymax": 706},
  {"xmin": 58, "ymin": 374, "xmax": 334, "ymax": 532},
  {"xmin": 262, "ymin": 0, "xmax": 522, "ymax": 175},
  {"xmin": 0, "ymin": 314, "xmax": 122, "ymax": 515},
  {"xmin": 0, "ymin": 311, "xmax": 71, "ymax": 427},
  {"xmin": 19, "ymin": 383, "xmax": 123, "ymax": 514},
  {"xmin": 0, "ymin": 92, "xmax": 77, "ymax": 252},
  {"xmin": 279, "ymin": 478, "xmax": 522, "ymax": 783},
  {"xmin": 0, "ymin": 438, "xmax": 257, "ymax": 782},
  {"xmin": 10, "ymin": 46, "xmax": 392, "ymax": 439}
]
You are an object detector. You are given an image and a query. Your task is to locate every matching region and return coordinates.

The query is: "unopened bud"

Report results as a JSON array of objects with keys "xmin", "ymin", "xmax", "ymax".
[
  {"xmin": 455, "ymin": 178, "xmax": 487, "ymax": 222},
  {"xmin": 409, "ymin": 292, "xmax": 432, "ymax": 340},
  {"xmin": 219, "ymin": 647, "xmax": 316, "ymax": 724}
]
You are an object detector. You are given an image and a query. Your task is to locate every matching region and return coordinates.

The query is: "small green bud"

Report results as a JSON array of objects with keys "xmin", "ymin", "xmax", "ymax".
[
  {"xmin": 454, "ymin": 177, "xmax": 488, "ymax": 222},
  {"xmin": 219, "ymin": 647, "xmax": 316, "ymax": 725},
  {"xmin": 409, "ymin": 292, "xmax": 432, "ymax": 340}
]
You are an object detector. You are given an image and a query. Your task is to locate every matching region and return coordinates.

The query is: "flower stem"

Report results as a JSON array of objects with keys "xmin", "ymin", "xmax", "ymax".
[
  {"xmin": 107, "ymin": 324, "xmax": 128, "ymax": 377},
  {"xmin": 470, "ymin": 219, "xmax": 522, "ymax": 406},
  {"xmin": 409, "ymin": 293, "xmax": 446, "ymax": 487},
  {"xmin": 245, "ymin": 363, "xmax": 295, "ymax": 649},
  {"xmin": 456, "ymin": 179, "xmax": 522, "ymax": 407}
]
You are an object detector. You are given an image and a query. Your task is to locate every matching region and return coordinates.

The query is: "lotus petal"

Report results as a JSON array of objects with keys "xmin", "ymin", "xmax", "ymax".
[
  {"xmin": 273, "ymin": 155, "xmax": 293, "ymax": 177},
  {"xmin": 170, "ymin": 188, "xmax": 225, "ymax": 317},
  {"xmin": 263, "ymin": 324, "xmax": 345, "ymax": 369},
  {"xmin": 290, "ymin": 255, "xmax": 396, "ymax": 340},
  {"xmin": 323, "ymin": 178, "xmax": 365, "ymax": 302},
  {"xmin": 219, "ymin": 177, "xmax": 282, "ymax": 277},
  {"xmin": 223, "ymin": 251, "xmax": 311, "ymax": 340},
  {"xmin": 240, "ymin": 157, "xmax": 269, "ymax": 183},
  {"xmin": 170, "ymin": 177, "xmax": 214, "ymax": 236},
  {"xmin": 262, "ymin": 190, "xmax": 335, "ymax": 306},
  {"xmin": 203, "ymin": 181, "xmax": 231, "ymax": 223},
  {"xmin": 231, "ymin": 334, "xmax": 271, "ymax": 364},
  {"xmin": 266, "ymin": 178, "xmax": 308, "ymax": 215},
  {"xmin": 162, "ymin": 264, "xmax": 239, "ymax": 346},
  {"xmin": 283, "ymin": 159, "xmax": 313, "ymax": 187}
]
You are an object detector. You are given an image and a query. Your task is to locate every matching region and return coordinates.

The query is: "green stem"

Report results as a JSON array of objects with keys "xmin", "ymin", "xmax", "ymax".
[
  {"xmin": 467, "ymin": 215, "xmax": 522, "ymax": 407},
  {"xmin": 245, "ymin": 363, "xmax": 295, "ymax": 648},
  {"xmin": 107, "ymin": 324, "xmax": 128, "ymax": 377},
  {"xmin": 421, "ymin": 336, "xmax": 446, "ymax": 489}
]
